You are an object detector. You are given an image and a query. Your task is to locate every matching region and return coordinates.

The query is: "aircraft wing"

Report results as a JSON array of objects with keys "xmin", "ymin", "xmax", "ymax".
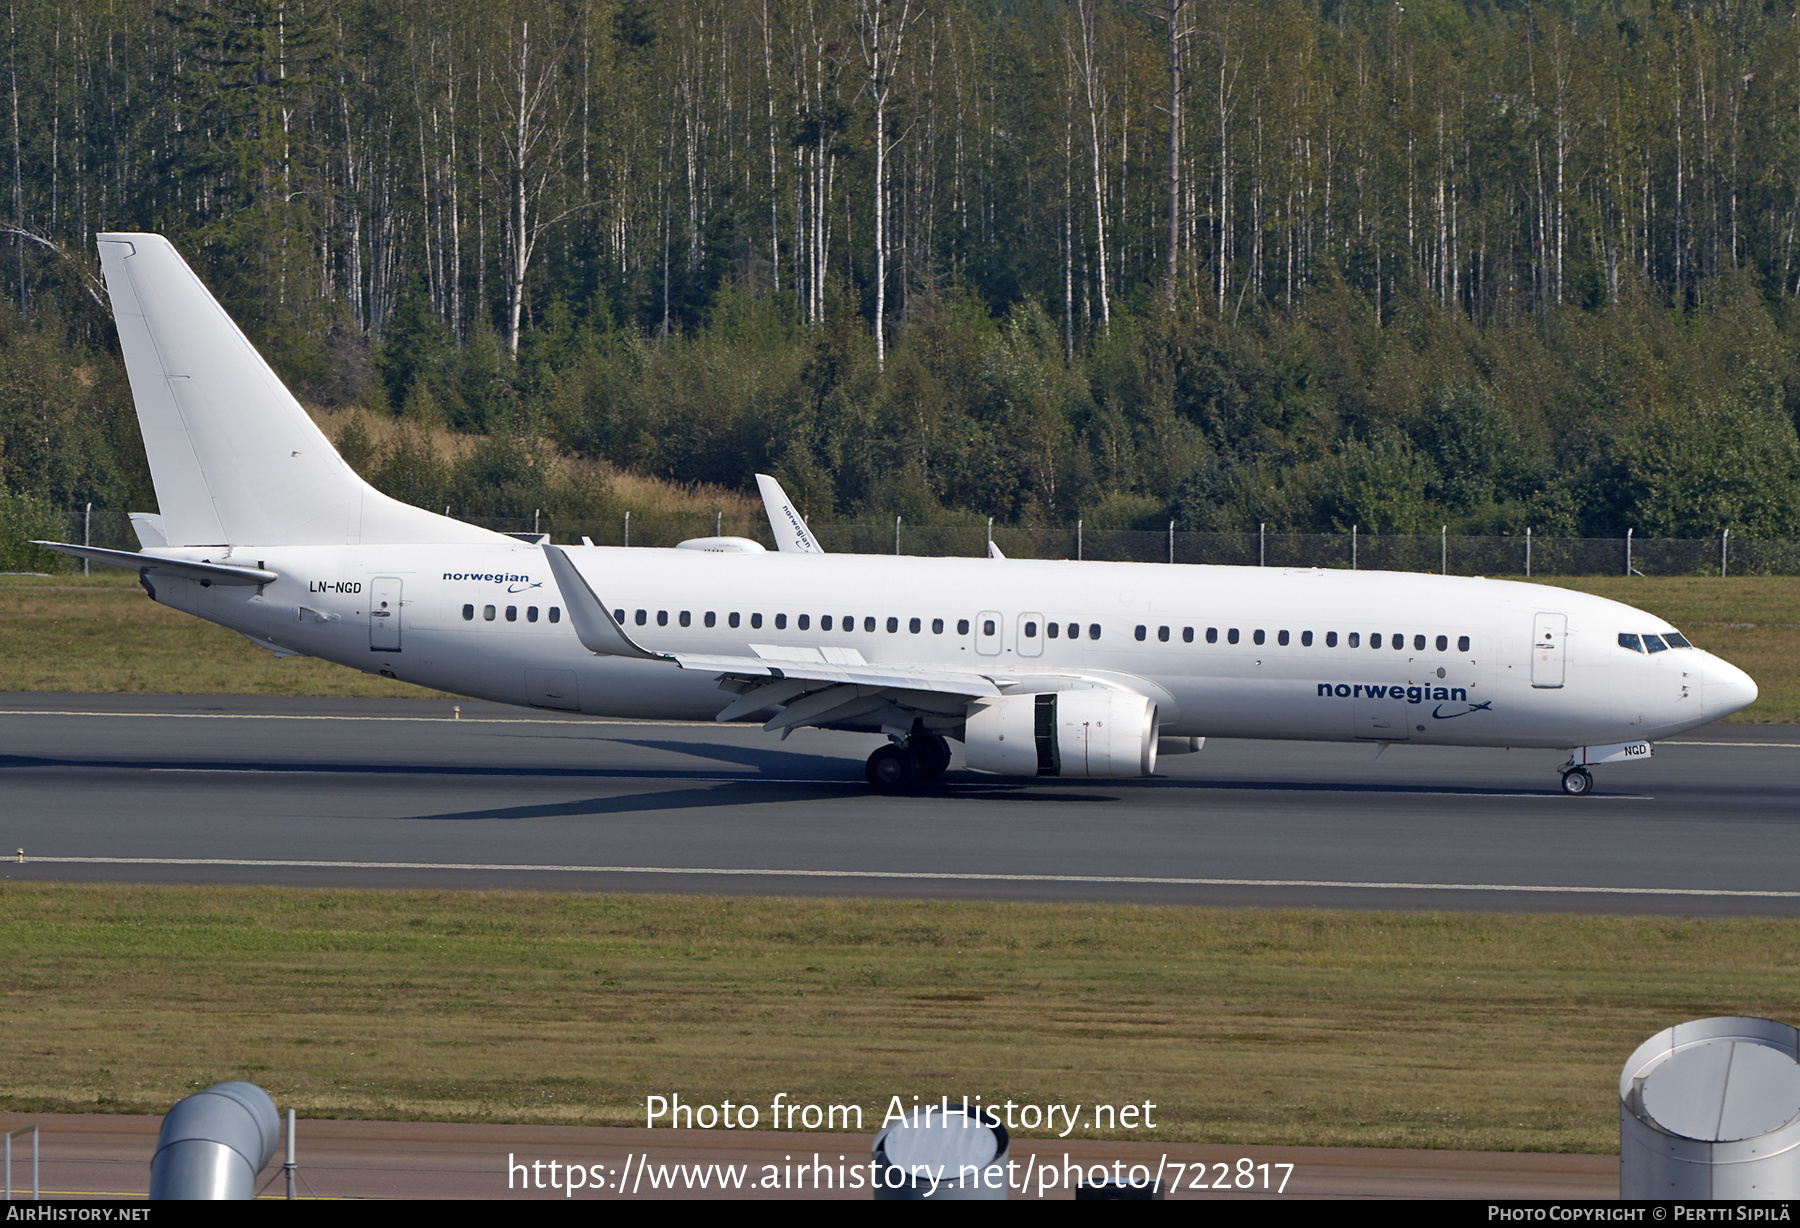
[
  {"xmin": 31, "ymin": 541, "xmax": 277, "ymax": 586},
  {"xmin": 543, "ymin": 544, "xmax": 1006, "ymax": 733},
  {"xmin": 755, "ymin": 473, "xmax": 825, "ymax": 554}
]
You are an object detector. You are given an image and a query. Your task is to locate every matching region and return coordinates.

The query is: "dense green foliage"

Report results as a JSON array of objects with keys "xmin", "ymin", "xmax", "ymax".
[{"xmin": 2, "ymin": 0, "xmax": 1800, "ymax": 545}]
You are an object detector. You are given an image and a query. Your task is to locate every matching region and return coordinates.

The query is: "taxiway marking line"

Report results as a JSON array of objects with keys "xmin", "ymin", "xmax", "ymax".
[{"xmin": 15, "ymin": 857, "xmax": 1796, "ymax": 899}]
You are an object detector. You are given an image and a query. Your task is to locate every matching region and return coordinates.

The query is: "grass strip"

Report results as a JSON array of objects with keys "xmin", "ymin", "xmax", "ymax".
[{"xmin": 3, "ymin": 883, "xmax": 1796, "ymax": 1152}]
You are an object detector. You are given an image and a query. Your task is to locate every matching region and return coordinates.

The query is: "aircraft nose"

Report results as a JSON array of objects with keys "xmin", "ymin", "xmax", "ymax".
[{"xmin": 1703, "ymin": 655, "xmax": 1759, "ymax": 721}]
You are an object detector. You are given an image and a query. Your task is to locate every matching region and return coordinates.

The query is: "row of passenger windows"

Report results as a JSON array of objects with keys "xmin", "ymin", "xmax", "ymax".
[
  {"xmin": 1619, "ymin": 631, "xmax": 1691, "ymax": 653},
  {"xmin": 462, "ymin": 603, "xmax": 562, "ymax": 624},
  {"xmin": 1134, "ymin": 625, "xmax": 1472, "ymax": 653},
  {"xmin": 615, "ymin": 609, "xmax": 1034, "ymax": 637}
]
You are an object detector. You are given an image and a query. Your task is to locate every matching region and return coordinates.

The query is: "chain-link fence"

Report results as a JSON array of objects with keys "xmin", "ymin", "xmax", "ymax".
[{"xmin": 50, "ymin": 507, "xmax": 1800, "ymax": 577}]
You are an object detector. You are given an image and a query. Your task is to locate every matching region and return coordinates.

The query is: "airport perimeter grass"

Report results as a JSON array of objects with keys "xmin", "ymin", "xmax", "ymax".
[
  {"xmin": 2, "ymin": 570, "xmax": 1795, "ymax": 719},
  {"xmin": 3, "ymin": 884, "xmax": 1798, "ymax": 1153}
]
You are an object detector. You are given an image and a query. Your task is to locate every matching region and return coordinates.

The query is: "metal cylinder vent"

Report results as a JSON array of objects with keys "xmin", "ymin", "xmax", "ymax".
[
  {"xmin": 872, "ymin": 1105, "xmax": 1010, "ymax": 1201},
  {"xmin": 149, "ymin": 1080, "xmax": 282, "ymax": 1200},
  {"xmin": 1620, "ymin": 1016, "xmax": 1800, "ymax": 1199}
]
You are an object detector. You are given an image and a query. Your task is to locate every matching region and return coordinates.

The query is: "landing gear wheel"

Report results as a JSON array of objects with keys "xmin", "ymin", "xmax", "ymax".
[
  {"xmin": 1560, "ymin": 767, "xmax": 1594, "ymax": 797},
  {"xmin": 908, "ymin": 734, "xmax": 952, "ymax": 781},
  {"xmin": 866, "ymin": 744, "xmax": 919, "ymax": 793}
]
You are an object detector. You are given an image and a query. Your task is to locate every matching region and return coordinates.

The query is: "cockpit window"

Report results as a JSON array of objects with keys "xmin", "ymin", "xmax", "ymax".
[
  {"xmin": 1664, "ymin": 631, "xmax": 1693, "ymax": 648},
  {"xmin": 1618, "ymin": 633, "xmax": 1643, "ymax": 653},
  {"xmin": 1643, "ymin": 633, "xmax": 1669, "ymax": 653}
]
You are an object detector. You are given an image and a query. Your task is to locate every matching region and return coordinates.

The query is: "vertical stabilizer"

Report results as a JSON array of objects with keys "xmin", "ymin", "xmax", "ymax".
[
  {"xmin": 96, "ymin": 233, "xmax": 499, "ymax": 547},
  {"xmin": 755, "ymin": 473, "xmax": 826, "ymax": 554}
]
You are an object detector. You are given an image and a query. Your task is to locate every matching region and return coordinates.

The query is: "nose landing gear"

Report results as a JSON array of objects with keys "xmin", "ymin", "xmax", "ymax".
[{"xmin": 1560, "ymin": 766, "xmax": 1594, "ymax": 796}]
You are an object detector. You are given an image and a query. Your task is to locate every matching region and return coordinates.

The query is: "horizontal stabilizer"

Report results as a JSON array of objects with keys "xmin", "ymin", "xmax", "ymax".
[{"xmin": 32, "ymin": 542, "xmax": 276, "ymax": 586}]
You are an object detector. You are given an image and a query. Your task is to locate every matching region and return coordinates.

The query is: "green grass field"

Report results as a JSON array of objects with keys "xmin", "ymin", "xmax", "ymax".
[
  {"xmin": 2, "ymin": 569, "xmax": 1795, "ymax": 719},
  {"xmin": 3, "ymin": 885, "xmax": 1797, "ymax": 1152}
]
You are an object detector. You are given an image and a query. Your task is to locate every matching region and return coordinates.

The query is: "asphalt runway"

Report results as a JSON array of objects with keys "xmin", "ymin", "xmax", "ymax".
[{"xmin": 3, "ymin": 692, "xmax": 1798, "ymax": 914}]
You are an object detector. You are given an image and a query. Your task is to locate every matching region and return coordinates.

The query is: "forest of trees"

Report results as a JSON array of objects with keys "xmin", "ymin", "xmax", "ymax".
[{"xmin": 2, "ymin": 0, "xmax": 1800, "ymax": 551}]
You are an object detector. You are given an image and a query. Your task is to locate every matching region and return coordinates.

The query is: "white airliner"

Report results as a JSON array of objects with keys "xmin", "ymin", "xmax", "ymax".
[{"xmin": 39, "ymin": 234, "xmax": 1758, "ymax": 795}]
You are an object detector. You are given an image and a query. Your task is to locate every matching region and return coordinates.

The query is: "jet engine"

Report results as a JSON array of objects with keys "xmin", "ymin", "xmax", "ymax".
[{"xmin": 963, "ymin": 690, "xmax": 1159, "ymax": 778}]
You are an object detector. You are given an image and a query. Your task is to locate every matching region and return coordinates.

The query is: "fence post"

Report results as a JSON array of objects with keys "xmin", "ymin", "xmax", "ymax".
[
  {"xmin": 284, "ymin": 1110, "xmax": 295, "ymax": 1201},
  {"xmin": 717, "ymin": 511, "xmax": 723, "ymax": 537},
  {"xmin": 624, "ymin": 511, "xmax": 630, "ymax": 548},
  {"xmin": 1722, "ymin": 528, "xmax": 1729, "ymax": 578},
  {"xmin": 1169, "ymin": 521, "xmax": 1175, "ymax": 564},
  {"xmin": 1626, "ymin": 527, "xmax": 1633, "ymax": 576},
  {"xmin": 533, "ymin": 508, "xmax": 540, "ymax": 535},
  {"xmin": 1077, "ymin": 519, "xmax": 1083, "ymax": 561},
  {"xmin": 1352, "ymin": 524, "xmax": 1358, "ymax": 571},
  {"xmin": 987, "ymin": 517, "xmax": 993, "ymax": 555},
  {"xmin": 1441, "ymin": 525, "xmax": 1447, "ymax": 575},
  {"xmin": 84, "ymin": 502, "xmax": 91, "ymax": 576},
  {"xmin": 896, "ymin": 515, "xmax": 901, "ymax": 556},
  {"xmin": 1526, "ymin": 527, "xmax": 1532, "ymax": 578},
  {"xmin": 1259, "ymin": 522, "xmax": 1265, "ymax": 567}
]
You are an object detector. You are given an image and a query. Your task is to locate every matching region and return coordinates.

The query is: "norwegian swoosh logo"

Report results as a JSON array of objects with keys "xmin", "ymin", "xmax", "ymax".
[
  {"xmin": 1431, "ymin": 701, "xmax": 1494, "ymax": 719},
  {"xmin": 507, "ymin": 581, "xmax": 543, "ymax": 594}
]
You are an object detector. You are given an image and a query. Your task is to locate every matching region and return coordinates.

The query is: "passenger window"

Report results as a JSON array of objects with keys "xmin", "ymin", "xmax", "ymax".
[
  {"xmin": 1048, "ymin": 622, "xmax": 1060, "ymax": 639},
  {"xmin": 679, "ymin": 611, "xmax": 691, "ymax": 627},
  {"xmin": 1618, "ymin": 633, "xmax": 1643, "ymax": 653},
  {"xmin": 1206, "ymin": 627, "xmax": 1218, "ymax": 644},
  {"xmin": 1158, "ymin": 626, "xmax": 1170, "ymax": 642},
  {"xmin": 1088, "ymin": 624, "xmax": 1102, "ymax": 640},
  {"xmin": 910, "ymin": 617, "xmax": 921, "ymax": 633},
  {"xmin": 1412, "ymin": 634, "xmax": 1424, "ymax": 650},
  {"xmin": 484, "ymin": 605, "xmax": 496, "ymax": 621},
  {"xmin": 822, "ymin": 615, "xmax": 833, "ymax": 631},
  {"xmin": 1277, "ymin": 630, "xmax": 1289, "ymax": 646},
  {"xmin": 887, "ymin": 617, "xmax": 899, "ymax": 633},
  {"xmin": 1644, "ymin": 634, "xmax": 1669, "ymax": 653},
  {"xmin": 1183, "ymin": 627, "xmax": 1194, "ymax": 643},
  {"xmin": 1436, "ymin": 635, "xmax": 1447, "ymax": 651},
  {"xmin": 462, "ymin": 604, "xmax": 474, "ymax": 621},
  {"xmin": 657, "ymin": 610, "xmax": 668, "ymax": 626},
  {"xmin": 797, "ymin": 614, "xmax": 809, "ymax": 630},
  {"xmin": 636, "ymin": 609, "xmax": 647, "ymax": 625},
  {"xmin": 1348, "ymin": 632, "xmax": 1360, "ymax": 647},
  {"xmin": 932, "ymin": 618, "xmax": 944, "ymax": 634},
  {"xmin": 528, "ymin": 606, "xmax": 539, "ymax": 623},
  {"xmin": 704, "ymin": 612, "xmax": 716, "ymax": 628},
  {"xmin": 983, "ymin": 619, "xmax": 996, "ymax": 637},
  {"xmin": 1253, "ymin": 629, "xmax": 1265, "ymax": 646},
  {"xmin": 775, "ymin": 614, "xmax": 787, "ymax": 630},
  {"xmin": 1025, "ymin": 622, "xmax": 1038, "ymax": 638},
  {"xmin": 865, "ymin": 617, "xmax": 877, "ymax": 632},
  {"xmin": 1393, "ymin": 634, "xmax": 1404, "ymax": 651},
  {"xmin": 1227, "ymin": 628, "xmax": 1240, "ymax": 644},
  {"xmin": 549, "ymin": 607, "xmax": 560, "ymax": 623},
  {"xmin": 1067, "ymin": 623, "xmax": 1079, "ymax": 639},
  {"xmin": 751, "ymin": 613, "xmax": 763, "ymax": 629},
  {"xmin": 1457, "ymin": 635, "xmax": 1470, "ymax": 652},
  {"xmin": 1301, "ymin": 630, "xmax": 1313, "ymax": 646},
  {"xmin": 843, "ymin": 615, "xmax": 854, "ymax": 630},
  {"xmin": 1135, "ymin": 625, "xmax": 1147, "ymax": 642},
  {"xmin": 614, "ymin": 609, "xmax": 625, "ymax": 623},
  {"xmin": 958, "ymin": 619, "xmax": 970, "ymax": 635},
  {"xmin": 729, "ymin": 612, "xmax": 741, "ymax": 628},
  {"xmin": 506, "ymin": 606, "xmax": 518, "ymax": 622},
  {"xmin": 1371, "ymin": 633, "xmax": 1382, "ymax": 649}
]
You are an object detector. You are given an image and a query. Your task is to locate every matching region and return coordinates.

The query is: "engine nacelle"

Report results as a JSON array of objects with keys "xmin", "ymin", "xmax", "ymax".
[{"xmin": 963, "ymin": 690, "xmax": 1159, "ymax": 778}]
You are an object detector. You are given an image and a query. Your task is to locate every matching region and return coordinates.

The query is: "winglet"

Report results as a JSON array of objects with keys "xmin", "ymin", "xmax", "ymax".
[
  {"xmin": 541, "ymin": 545, "xmax": 668, "ymax": 662},
  {"xmin": 755, "ymin": 474, "xmax": 825, "ymax": 554}
]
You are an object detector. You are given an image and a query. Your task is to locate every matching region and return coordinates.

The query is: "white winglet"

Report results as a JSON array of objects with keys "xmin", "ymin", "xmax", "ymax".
[
  {"xmin": 755, "ymin": 473, "xmax": 825, "ymax": 554},
  {"xmin": 541, "ymin": 545, "xmax": 668, "ymax": 662}
]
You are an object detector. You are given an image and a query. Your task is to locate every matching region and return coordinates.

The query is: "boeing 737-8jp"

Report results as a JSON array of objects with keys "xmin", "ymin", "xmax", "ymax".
[{"xmin": 38, "ymin": 234, "xmax": 1758, "ymax": 794}]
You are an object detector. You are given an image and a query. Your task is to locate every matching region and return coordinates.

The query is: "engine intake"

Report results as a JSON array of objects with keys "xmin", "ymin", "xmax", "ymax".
[{"xmin": 963, "ymin": 690, "xmax": 1159, "ymax": 778}]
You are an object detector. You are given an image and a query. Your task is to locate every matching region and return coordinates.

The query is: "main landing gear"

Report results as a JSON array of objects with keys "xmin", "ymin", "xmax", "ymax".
[
  {"xmin": 865, "ymin": 734, "xmax": 952, "ymax": 793},
  {"xmin": 1560, "ymin": 766, "xmax": 1594, "ymax": 796}
]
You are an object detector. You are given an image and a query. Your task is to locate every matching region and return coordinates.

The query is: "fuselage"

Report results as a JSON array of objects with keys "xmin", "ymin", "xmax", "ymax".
[{"xmin": 141, "ymin": 541, "xmax": 1758, "ymax": 751}]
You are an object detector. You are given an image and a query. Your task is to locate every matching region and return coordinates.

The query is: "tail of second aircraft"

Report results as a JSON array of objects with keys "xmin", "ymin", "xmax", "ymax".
[{"xmin": 97, "ymin": 233, "xmax": 499, "ymax": 548}]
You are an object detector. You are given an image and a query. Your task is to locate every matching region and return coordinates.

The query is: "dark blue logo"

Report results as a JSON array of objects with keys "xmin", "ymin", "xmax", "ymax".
[{"xmin": 1431, "ymin": 700, "xmax": 1493, "ymax": 720}]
